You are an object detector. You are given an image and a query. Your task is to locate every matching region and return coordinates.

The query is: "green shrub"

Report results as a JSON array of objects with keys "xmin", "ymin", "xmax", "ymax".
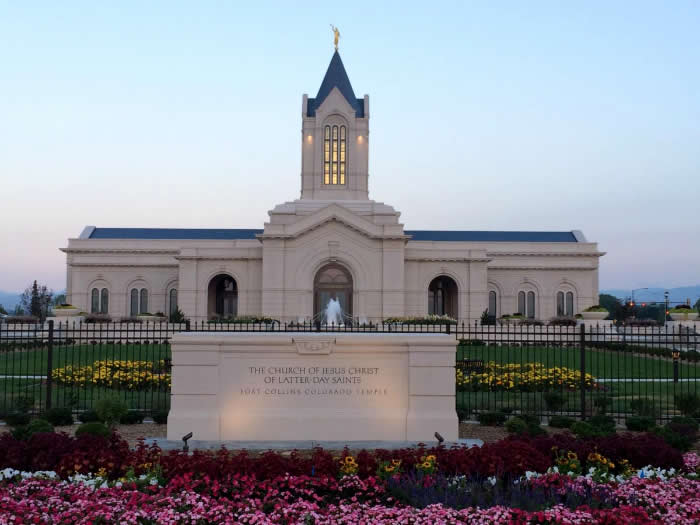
[
  {"xmin": 668, "ymin": 415, "xmax": 699, "ymax": 431},
  {"xmin": 548, "ymin": 317, "xmax": 577, "ymax": 327},
  {"xmin": 571, "ymin": 421, "xmax": 609, "ymax": 439},
  {"xmin": 75, "ymin": 422, "xmax": 110, "ymax": 438},
  {"xmin": 477, "ymin": 411, "xmax": 507, "ymax": 426},
  {"xmin": 630, "ymin": 398, "xmax": 657, "ymax": 417},
  {"xmin": 625, "ymin": 415, "xmax": 656, "ymax": 432},
  {"xmin": 589, "ymin": 414, "xmax": 616, "ymax": 433},
  {"xmin": 584, "ymin": 305, "xmax": 608, "ymax": 313},
  {"xmin": 120, "ymin": 411, "xmax": 145, "ymax": 425},
  {"xmin": 44, "ymin": 407, "xmax": 74, "ymax": 426},
  {"xmin": 548, "ymin": 415, "xmax": 575, "ymax": 429},
  {"xmin": 674, "ymin": 393, "xmax": 700, "ymax": 416},
  {"xmin": 12, "ymin": 419, "xmax": 54, "ymax": 440},
  {"xmin": 5, "ymin": 412, "xmax": 31, "ymax": 427},
  {"xmin": 151, "ymin": 409, "xmax": 169, "ymax": 425},
  {"xmin": 505, "ymin": 417, "xmax": 528, "ymax": 434},
  {"xmin": 77, "ymin": 409, "xmax": 100, "ymax": 423},
  {"xmin": 543, "ymin": 392, "xmax": 566, "ymax": 412},
  {"xmin": 95, "ymin": 398, "xmax": 128, "ymax": 428},
  {"xmin": 652, "ymin": 426, "xmax": 694, "ymax": 452}
]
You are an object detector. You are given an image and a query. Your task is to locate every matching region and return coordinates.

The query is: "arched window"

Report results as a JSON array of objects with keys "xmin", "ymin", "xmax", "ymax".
[
  {"xmin": 488, "ymin": 291, "xmax": 497, "ymax": 317},
  {"xmin": 518, "ymin": 290, "xmax": 536, "ymax": 318},
  {"xmin": 130, "ymin": 289, "xmax": 139, "ymax": 316},
  {"xmin": 517, "ymin": 291, "xmax": 526, "ymax": 316},
  {"xmin": 566, "ymin": 291, "xmax": 574, "ymax": 316},
  {"xmin": 139, "ymin": 289, "xmax": 148, "ymax": 314},
  {"xmin": 556, "ymin": 291, "xmax": 565, "ymax": 316},
  {"xmin": 323, "ymin": 124, "xmax": 346, "ymax": 185},
  {"xmin": 169, "ymin": 289, "xmax": 178, "ymax": 315},
  {"xmin": 527, "ymin": 291, "xmax": 536, "ymax": 319},
  {"xmin": 100, "ymin": 288, "xmax": 109, "ymax": 314},
  {"xmin": 91, "ymin": 287, "xmax": 109, "ymax": 314},
  {"xmin": 91, "ymin": 288, "xmax": 100, "ymax": 313},
  {"xmin": 557, "ymin": 290, "xmax": 575, "ymax": 316}
]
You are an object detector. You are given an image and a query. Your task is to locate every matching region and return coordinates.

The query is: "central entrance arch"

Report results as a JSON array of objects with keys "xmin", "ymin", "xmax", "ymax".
[{"xmin": 313, "ymin": 263, "xmax": 353, "ymax": 322}]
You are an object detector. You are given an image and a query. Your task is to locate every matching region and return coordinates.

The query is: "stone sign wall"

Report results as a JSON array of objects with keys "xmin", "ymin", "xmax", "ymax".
[{"xmin": 167, "ymin": 332, "xmax": 458, "ymax": 442}]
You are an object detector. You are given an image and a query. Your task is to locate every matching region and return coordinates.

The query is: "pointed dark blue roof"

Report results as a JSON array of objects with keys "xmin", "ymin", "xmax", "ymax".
[{"xmin": 307, "ymin": 51, "xmax": 364, "ymax": 117}]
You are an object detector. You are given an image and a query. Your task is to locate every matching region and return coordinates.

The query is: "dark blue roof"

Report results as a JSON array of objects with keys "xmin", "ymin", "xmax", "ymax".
[
  {"xmin": 87, "ymin": 228, "xmax": 577, "ymax": 242},
  {"xmin": 404, "ymin": 231, "xmax": 578, "ymax": 242},
  {"xmin": 89, "ymin": 228, "xmax": 263, "ymax": 240},
  {"xmin": 307, "ymin": 51, "xmax": 364, "ymax": 117}
]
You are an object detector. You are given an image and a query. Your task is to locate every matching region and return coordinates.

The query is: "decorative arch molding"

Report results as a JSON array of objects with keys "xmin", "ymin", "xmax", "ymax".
[
  {"xmin": 554, "ymin": 278, "xmax": 579, "ymax": 295},
  {"xmin": 420, "ymin": 271, "xmax": 465, "ymax": 295},
  {"xmin": 200, "ymin": 268, "xmax": 242, "ymax": 294},
  {"xmin": 554, "ymin": 279, "xmax": 579, "ymax": 317},
  {"xmin": 125, "ymin": 279, "xmax": 151, "ymax": 316},
  {"xmin": 427, "ymin": 274, "xmax": 459, "ymax": 319},
  {"xmin": 510, "ymin": 277, "xmax": 542, "ymax": 298},
  {"xmin": 512, "ymin": 278, "xmax": 542, "ymax": 319},
  {"xmin": 294, "ymin": 246, "xmax": 369, "ymax": 294},
  {"xmin": 87, "ymin": 278, "xmax": 112, "ymax": 315}
]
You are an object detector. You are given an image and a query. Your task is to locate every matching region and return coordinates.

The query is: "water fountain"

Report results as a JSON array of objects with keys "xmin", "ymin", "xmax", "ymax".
[{"xmin": 324, "ymin": 297, "xmax": 343, "ymax": 325}]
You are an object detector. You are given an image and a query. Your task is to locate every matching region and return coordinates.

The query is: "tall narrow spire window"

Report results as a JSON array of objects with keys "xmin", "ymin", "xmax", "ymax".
[{"xmin": 323, "ymin": 124, "xmax": 346, "ymax": 185}]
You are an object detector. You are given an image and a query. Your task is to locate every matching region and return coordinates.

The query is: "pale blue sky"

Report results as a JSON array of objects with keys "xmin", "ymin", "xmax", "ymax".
[{"xmin": 1, "ymin": 1, "xmax": 699, "ymax": 292}]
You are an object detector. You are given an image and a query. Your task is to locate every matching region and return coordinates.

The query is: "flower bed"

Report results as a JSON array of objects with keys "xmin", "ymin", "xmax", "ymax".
[
  {"xmin": 0, "ymin": 431, "xmax": 698, "ymax": 523},
  {"xmin": 457, "ymin": 361, "xmax": 599, "ymax": 392},
  {"xmin": 51, "ymin": 359, "xmax": 170, "ymax": 390}
]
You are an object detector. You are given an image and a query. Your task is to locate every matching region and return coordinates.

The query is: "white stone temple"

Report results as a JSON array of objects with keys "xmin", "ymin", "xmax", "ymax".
[{"xmin": 62, "ymin": 50, "xmax": 604, "ymax": 323}]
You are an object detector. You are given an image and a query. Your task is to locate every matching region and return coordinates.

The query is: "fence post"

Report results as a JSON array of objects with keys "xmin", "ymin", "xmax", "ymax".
[
  {"xmin": 579, "ymin": 323, "xmax": 586, "ymax": 420},
  {"xmin": 46, "ymin": 320, "xmax": 54, "ymax": 411},
  {"xmin": 185, "ymin": 319, "xmax": 191, "ymax": 332}
]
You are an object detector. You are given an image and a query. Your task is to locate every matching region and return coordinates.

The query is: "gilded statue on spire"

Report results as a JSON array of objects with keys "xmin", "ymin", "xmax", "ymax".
[{"xmin": 330, "ymin": 25, "xmax": 340, "ymax": 50}]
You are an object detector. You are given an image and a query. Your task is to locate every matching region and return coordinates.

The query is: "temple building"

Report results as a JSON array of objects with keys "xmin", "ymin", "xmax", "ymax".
[{"xmin": 62, "ymin": 50, "xmax": 604, "ymax": 323}]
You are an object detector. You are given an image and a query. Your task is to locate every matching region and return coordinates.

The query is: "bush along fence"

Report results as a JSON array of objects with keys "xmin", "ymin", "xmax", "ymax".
[
  {"xmin": 0, "ymin": 319, "xmax": 698, "ymax": 423},
  {"xmin": 455, "ymin": 323, "xmax": 700, "ymax": 424}
]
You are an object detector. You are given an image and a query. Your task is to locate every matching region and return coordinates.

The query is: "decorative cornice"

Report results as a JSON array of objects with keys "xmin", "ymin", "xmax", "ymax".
[
  {"xmin": 487, "ymin": 251, "xmax": 606, "ymax": 257},
  {"xmin": 405, "ymin": 257, "xmax": 492, "ymax": 263},
  {"xmin": 69, "ymin": 263, "xmax": 178, "ymax": 268},
  {"xmin": 174, "ymin": 255, "xmax": 262, "ymax": 261},
  {"xmin": 489, "ymin": 266, "xmax": 597, "ymax": 271},
  {"xmin": 61, "ymin": 248, "xmax": 178, "ymax": 255}
]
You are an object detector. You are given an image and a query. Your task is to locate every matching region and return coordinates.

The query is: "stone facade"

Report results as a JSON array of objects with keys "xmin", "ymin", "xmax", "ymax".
[{"xmin": 62, "ymin": 51, "xmax": 604, "ymax": 323}]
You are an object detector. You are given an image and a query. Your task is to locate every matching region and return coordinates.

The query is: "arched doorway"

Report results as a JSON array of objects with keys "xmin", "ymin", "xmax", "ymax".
[
  {"xmin": 428, "ymin": 276, "xmax": 458, "ymax": 318},
  {"xmin": 314, "ymin": 263, "xmax": 353, "ymax": 322},
  {"xmin": 208, "ymin": 274, "xmax": 238, "ymax": 319}
]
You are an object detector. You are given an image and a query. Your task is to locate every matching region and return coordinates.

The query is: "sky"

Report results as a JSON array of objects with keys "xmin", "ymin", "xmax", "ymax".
[{"xmin": 1, "ymin": 1, "xmax": 699, "ymax": 293}]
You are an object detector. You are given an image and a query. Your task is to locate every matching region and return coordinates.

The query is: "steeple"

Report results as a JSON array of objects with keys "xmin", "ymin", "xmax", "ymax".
[
  {"xmin": 307, "ymin": 51, "xmax": 365, "ymax": 118},
  {"xmin": 300, "ymin": 51, "xmax": 369, "ymax": 201}
]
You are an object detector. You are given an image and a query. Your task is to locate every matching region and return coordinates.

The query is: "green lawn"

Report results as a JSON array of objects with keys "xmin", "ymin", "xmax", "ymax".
[
  {"xmin": 0, "ymin": 378, "xmax": 170, "ymax": 414},
  {"xmin": 0, "ymin": 342, "xmax": 170, "ymax": 376},
  {"xmin": 456, "ymin": 343, "xmax": 700, "ymax": 420},
  {"xmin": 457, "ymin": 344, "xmax": 700, "ymax": 379}
]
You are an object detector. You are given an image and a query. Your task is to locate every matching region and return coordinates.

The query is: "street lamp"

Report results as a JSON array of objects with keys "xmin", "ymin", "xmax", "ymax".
[{"xmin": 664, "ymin": 291, "xmax": 670, "ymax": 322}]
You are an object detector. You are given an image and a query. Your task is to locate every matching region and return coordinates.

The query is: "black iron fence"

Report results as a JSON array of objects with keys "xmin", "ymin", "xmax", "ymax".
[
  {"xmin": 0, "ymin": 320, "xmax": 697, "ymax": 422},
  {"xmin": 455, "ymin": 323, "xmax": 700, "ymax": 423}
]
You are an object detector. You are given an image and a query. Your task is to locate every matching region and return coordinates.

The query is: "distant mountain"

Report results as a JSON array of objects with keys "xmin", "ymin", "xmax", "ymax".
[
  {"xmin": 601, "ymin": 286, "xmax": 700, "ymax": 306},
  {"xmin": 0, "ymin": 291, "xmax": 21, "ymax": 311}
]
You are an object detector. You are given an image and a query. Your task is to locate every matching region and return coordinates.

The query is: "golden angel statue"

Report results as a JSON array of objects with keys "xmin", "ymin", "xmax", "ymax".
[{"xmin": 330, "ymin": 25, "xmax": 340, "ymax": 50}]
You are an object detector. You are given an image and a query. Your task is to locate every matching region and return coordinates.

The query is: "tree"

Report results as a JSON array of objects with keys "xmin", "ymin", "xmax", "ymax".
[
  {"xmin": 0, "ymin": 304, "xmax": 7, "ymax": 315},
  {"xmin": 19, "ymin": 281, "xmax": 53, "ymax": 321},
  {"xmin": 694, "ymin": 299, "xmax": 700, "ymax": 311},
  {"xmin": 53, "ymin": 293, "xmax": 66, "ymax": 306},
  {"xmin": 11, "ymin": 304, "xmax": 24, "ymax": 316},
  {"xmin": 598, "ymin": 293, "xmax": 623, "ymax": 321}
]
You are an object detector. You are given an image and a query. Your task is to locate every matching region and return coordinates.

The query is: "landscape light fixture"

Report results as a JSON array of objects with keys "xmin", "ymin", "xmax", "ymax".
[
  {"xmin": 434, "ymin": 431, "xmax": 445, "ymax": 444},
  {"xmin": 182, "ymin": 432, "xmax": 193, "ymax": 452}
]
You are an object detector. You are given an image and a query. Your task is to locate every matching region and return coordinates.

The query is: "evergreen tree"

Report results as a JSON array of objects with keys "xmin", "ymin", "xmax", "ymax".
[
  {"xmin": 19, "ymin": 281, "xmax": 53, "ymax": 321},
  {"xmin": 0, "ymin": 304, "xmax": 7, "ymax": 315}
]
